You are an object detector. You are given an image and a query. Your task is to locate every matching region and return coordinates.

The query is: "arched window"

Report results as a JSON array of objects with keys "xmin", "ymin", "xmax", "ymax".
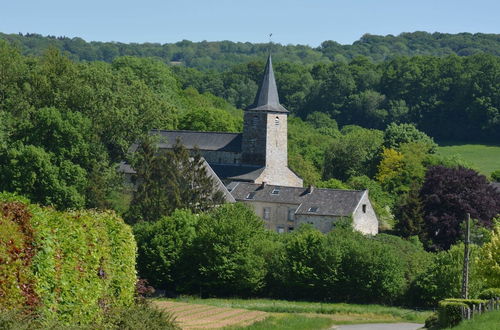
[{"xmin": 275, "ymin": 116, "xmax": 280, "ymax": 126}]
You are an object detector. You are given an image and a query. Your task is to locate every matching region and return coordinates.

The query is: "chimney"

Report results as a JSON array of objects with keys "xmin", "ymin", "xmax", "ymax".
[
  {"xmin": 260, "ymin": 181, "xmax": 267, "ymax": 189},
  {"xmin": 307, "ymin": 185, "xmax": 314, "ymax": 194}
]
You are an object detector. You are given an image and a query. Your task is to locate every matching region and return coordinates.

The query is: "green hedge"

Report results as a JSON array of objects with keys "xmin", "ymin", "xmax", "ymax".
[
  {"xmin": 0, "ymin": 193, "xmax": 136, "ymax": 325},
  {"xmin": 478, "ymin": 288, "xmax": 500, "ymax": 300},
  {"xmin": 437, "ymin": 298, "xmax": 488, "ymax": 328},
  {"xmin": 438, "ymin": 300, "xmax": 467, "ymax": 328}
]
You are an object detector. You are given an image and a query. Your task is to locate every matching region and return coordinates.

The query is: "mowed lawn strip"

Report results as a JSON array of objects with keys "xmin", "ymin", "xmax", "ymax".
[
  {"xmin": 168, "ymin": 297, "xmax": 432, "ymax": 323},
  {"xmin": 437, "ymin": 143, "xmax": 500, "ymax": 176}
]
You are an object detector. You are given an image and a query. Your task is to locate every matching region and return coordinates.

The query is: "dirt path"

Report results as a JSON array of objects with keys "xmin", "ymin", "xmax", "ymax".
[{"xmin": 153, "ymin": 300, "xmax": 268, "ymax": 329}]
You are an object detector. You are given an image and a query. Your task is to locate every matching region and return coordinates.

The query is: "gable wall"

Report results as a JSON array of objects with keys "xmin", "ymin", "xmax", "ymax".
[{"xmin": 352, "ymin": 192, "xmax": 378, "ymax": 235}]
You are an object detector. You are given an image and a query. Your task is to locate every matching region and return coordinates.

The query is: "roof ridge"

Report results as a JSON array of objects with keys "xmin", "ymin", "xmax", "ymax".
[{"xmin": 151, "ymin": 129, "xmax": 241, "ymax": 135}]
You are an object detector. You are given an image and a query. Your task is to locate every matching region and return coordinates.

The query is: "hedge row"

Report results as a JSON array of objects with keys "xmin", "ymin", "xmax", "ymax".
[
  {"xmin": 437, "ymin": 298, "xmax": 488, "ymax": 328},
  {"xmin": 0, "ymin": 193, "xmax": 136, "ymax": 325}
]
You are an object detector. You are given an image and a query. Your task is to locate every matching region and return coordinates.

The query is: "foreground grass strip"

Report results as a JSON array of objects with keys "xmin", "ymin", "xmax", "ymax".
[
  {"xmin": 225, "ymin": 314, "xmax": 335, "ymax": 330},
  {"xmin": 448, "ymin": 310, "xmax": 500, "ymax": 330},
  {"xmin": 170, "ymin": 297, "xmax": 431, "ymax": 323}
]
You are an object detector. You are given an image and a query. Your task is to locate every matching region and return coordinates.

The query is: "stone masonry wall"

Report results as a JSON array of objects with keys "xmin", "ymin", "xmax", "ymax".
[{"xmin": 352, "ymin": 191, "xmax": 379, "ymax": 235}]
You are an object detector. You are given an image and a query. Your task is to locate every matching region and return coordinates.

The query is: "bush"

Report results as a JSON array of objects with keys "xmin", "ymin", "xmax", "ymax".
[
  {"xmin": 424, "ymin": 312, "xmax": 438, "ymax": 329},
  {"xmin": 437, "ymin": 298, "xmax": 488, "ymax": 328},
  {"xmin": 491, "ymin": 170, "xmax": 500, "ymax": 182},
  {"xmin": 188, "ymin": 203, "xmax": 269, "ymax": 296},
  {"xmin": 438, "ymin": 300, "xmax": 467, "ymax": 328},
  {"xmin": 478, "ymin": 288, "xmax": 500, "ymax": 300},
  {"xmin": 0, "ymin": 193, "xmax": 136, "ymax": 325},
  {"xmin": 409, "ymin": 243, "xmax": 484, "ymax": 307},
  {"xmin": 134, "ymin": 209, "xmax": 199, "ymax": 292}
]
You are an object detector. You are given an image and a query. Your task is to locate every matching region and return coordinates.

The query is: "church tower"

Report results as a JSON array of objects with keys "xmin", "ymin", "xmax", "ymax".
[{"xmin": 241, "ymin": 55, "xmax": 303, "ymax": 187}]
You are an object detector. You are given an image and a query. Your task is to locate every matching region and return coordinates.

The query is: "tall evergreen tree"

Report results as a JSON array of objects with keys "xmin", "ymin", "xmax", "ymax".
[
  {"xmin": 125, "ymin": 137, "xmax": 225, "ymax": 223},
  {"xmin": 395, "ymin": 184, "xmax": 425, "ymax": 240}
]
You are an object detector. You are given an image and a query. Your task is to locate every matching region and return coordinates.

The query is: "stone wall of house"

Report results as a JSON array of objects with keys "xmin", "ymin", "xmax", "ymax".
[
  {"xmin": 240, "ymin": 200, "xmax": 298, "ymax": 233},
  {"xmin": 352, "ymin": 191, "xmax": 379, "ymax": 235}
]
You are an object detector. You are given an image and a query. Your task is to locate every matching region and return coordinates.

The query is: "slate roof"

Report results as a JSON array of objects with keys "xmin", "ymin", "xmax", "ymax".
[
  {"xmin": 491, "ymin": 182, "xmax": 500, "ymax": 192},
  {"xmin": 118, "ymin": 158, "xmax": 235, "ymax": 203},
  {"xmin": 211, "ymin": 164, "xmax": 265, "ymax": 182},
  {"xmin": 228, "ymin": 182, "xmax": 366, "ymax": 216},
  {"xmin": 129, "ymin": 130, "xmax": 242, "ymax": 153},
  {"xmin": 246, "ymin": 55, "xmax": 288, "ymax": 113}
]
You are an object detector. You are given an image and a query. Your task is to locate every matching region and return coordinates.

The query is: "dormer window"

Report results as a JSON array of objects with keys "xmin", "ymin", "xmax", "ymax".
[
  {"xmin": 271, "ymin": 187, "xmax": 281, "ymax": 195},
  {"xmin": 308, "ymin": 207, "xmax": 319, "ymax": 213},
  {"xmin": 275, "ymin": 116, "xmax": 280, "ymax": 126},
  {"xmin": 245, "ymin": 192, "xmax": 256, "ymax": 200}
]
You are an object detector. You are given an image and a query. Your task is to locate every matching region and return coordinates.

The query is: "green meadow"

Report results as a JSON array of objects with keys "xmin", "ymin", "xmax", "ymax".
[{"xmin": 437, "ymin": 143, "xmax": 500, "ymax": 177}]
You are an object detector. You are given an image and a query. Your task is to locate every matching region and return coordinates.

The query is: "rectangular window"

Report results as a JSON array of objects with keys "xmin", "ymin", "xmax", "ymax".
[
  {"xmin": 288, "ymin": 208, "xmax": 295, "ymax": 221},
  {"xmin": 277, "ymin": 226, "xmax": 285, "ymax": 234},
  {"xmin": 362, "ymin": 204, "xmax": 367, "ymax": 213},
  {"xmin": 271, "ymin": 187, "xmax": 281, "ymax": 195},
  {"xmin": 263, "ymin": 207, "xmax": 270, "ymax": 220},
  {"xmin": 245, "ymin": 192, "xmax": 256, "ymax": 200},
  {"xmin": 288, "ymin": 226, "xmax": 294, "ymax": 232}
]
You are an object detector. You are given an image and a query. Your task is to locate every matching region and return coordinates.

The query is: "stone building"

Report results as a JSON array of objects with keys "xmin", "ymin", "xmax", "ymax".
[
  {"xmin": 121, "ymin": 55, "xmax": 378, "ymax": 235},
  {"xmin": 227, "ymin": 182, "xmax": 378, "ymax": 235}
]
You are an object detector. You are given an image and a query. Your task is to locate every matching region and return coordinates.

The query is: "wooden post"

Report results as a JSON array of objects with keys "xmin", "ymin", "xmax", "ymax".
[{"xmin": 462, "ymin": 213, "xmax": 471, "ymax": 299}]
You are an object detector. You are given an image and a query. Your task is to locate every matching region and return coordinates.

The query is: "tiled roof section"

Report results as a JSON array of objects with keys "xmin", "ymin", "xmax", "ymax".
[
  {"xmin": 202, "ymin": 160, "xmax": 236, "ymax": 203},
  {"xmin": 131, "ymin": 130, "xmax": 243, "ymax": 152},
  {"xmin": 211, "ymin": 164, "xmax": 265, "ymax": 182},
  {"xmin": 229, "ymin": 182, "xmax": 366, "ymax": 216},
  {"xmin": 247, "ymin": 55, "xmax": 288, "ymax": 113},
  {"xmin": 118, "ymin": 158, "xmax": 235, "ymax": 203}
]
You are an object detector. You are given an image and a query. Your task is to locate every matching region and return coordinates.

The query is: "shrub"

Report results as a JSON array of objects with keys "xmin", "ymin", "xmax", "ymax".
[
  {"xmin": 330, "ymin": 229, "xmax": 407, "ymax": 303},
  {"xmin": 268, "ymin": 226, "xmax": 342, "ymax": 300},
  {"xmin": 437, "ymin": 298, "xmax": 488, "ymax": 328},
  {"xmin": 478, "ymin": 288, "xmax": 500, "ymax": 300},
  {"xmin": 134, "ymin": 209, "xmax": 199, "ymax": 292},
  {"xmin": 410, "ymin": 243, "xmax": 484, "ymax": 307},
  {"xmin": 424, "ymin": 312, "xmax": 438, "ymax": 329},
  {"xmin": 438, "ymin": 300, "xmax": 467, "ymax": 328},
  {"xmin": 188, "ymin": 203, "xmax": 269, "ymax": 296},
  {"xmin": 0, "ymin": 193, "xmax": 136, "ymax": 325},
  {"xmin": 477, "ymin": 224, "xmax": 500, "ymax": 288},
  {"xmin": 491, "ymin": 170, "xmax": 500, "ymax": 182}
]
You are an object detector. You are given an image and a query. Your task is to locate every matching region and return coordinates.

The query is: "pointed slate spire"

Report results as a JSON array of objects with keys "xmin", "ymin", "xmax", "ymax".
[{"xmin": 247, "ymin": 55, "xmax": 288, "ymax": 113}]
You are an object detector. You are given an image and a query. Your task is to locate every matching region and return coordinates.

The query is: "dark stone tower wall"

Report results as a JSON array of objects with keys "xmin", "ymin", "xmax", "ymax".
[{"xmin": 241, "ymin": 111, "xmax": 268, "ymax": 165}]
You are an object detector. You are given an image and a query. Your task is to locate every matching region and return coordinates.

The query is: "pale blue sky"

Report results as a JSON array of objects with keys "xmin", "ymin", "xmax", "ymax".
[{"xmin": 1, "ymin": 0, "xmax": 498, "ymax": 46}]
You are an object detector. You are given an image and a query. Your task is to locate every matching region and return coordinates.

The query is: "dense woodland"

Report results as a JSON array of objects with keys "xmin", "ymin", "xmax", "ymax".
[
  {"xmin": 1, "ymin": 32, "xmax": 500, "ymax": 324},
  {"xmin": 3, "ymin": 31, "xmax": 500, "ymax": 68},
  {"xmin": 2, "ymin": 32, "xmax": 499, "ymax": 143}
]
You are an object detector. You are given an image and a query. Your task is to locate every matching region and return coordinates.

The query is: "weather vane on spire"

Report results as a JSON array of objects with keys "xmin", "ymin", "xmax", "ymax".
[{"xmin": 268, "ymin": 33, "xmax": 273, "ymax": 55}]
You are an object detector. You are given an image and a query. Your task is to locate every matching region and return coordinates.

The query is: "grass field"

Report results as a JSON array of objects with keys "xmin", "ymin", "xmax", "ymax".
[
  {"xmin": 437, "ymin": 143, "xmax": 500, "ymax": 177},
  {"xmin": 167, "ymin": 297, "xmax": 432, "ymax": 324},
  {"xmin": 450, "ymin": 310, "xmax": 500, "ymax": 330}
]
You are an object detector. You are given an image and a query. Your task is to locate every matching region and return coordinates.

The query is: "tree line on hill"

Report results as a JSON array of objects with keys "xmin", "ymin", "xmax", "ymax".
[
  {"xmin": 2, "ymin": 32, "xmax": 499, "ymax": 143},
  {"xmin": 2, "ymin": 31, "xmax": 500, "ymax": 70}
]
